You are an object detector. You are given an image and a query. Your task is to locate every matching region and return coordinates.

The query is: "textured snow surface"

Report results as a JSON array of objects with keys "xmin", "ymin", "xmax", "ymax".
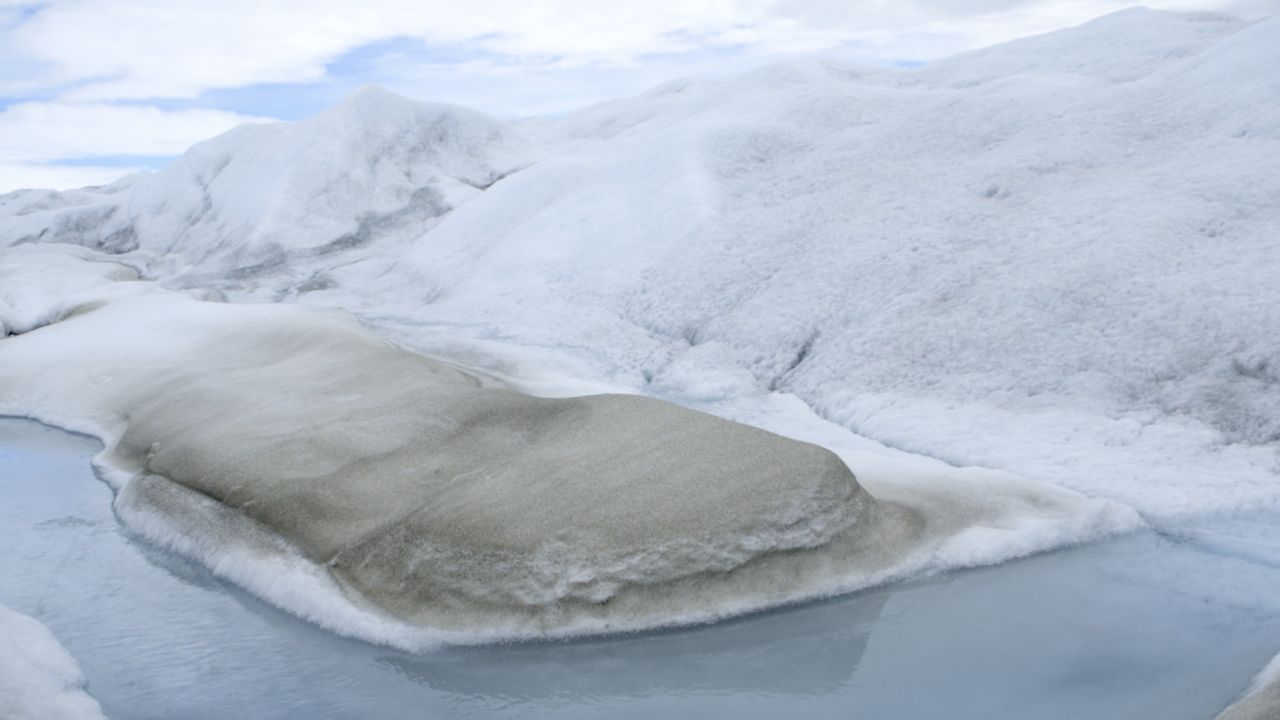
[
  {"xmin": 0, "ymin": 254, "xmax": 1131, "ymax": 646},
  {"xmin": 0, "ymin": 6, "xmax": 1276, "ymax": 651},
  {"xmin": 0, "ymin": 602, "xmax": 106, "ymax": 720},
  {"xmin": 375, "ymin": 8, "xmax": 1280, "ymax": 527}
]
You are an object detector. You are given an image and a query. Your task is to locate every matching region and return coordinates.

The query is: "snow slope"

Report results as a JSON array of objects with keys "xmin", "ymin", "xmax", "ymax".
[
  {"xmin": 359, "ymin": 9, "xmax": 1278, "ymax": 528},
  {"xmin": 0, "ymin": 602, "xmax": 106, "ymax": 720}
]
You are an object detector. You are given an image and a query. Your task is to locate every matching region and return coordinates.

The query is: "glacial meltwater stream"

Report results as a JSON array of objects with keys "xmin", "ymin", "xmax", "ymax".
[{"xmin": 2, "ymin": 416, "xmax": 1278, "ymax": 720}]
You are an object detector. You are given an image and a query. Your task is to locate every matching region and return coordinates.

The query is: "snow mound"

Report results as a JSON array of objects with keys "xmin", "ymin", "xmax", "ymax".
[
  {"xmin": 0, "ymin": 86, "xmax": 533, "ymax": 285},
  {"xmin": 0, "ymin": 602, "xmax": 106, "ymax": 720},
  {"xmin": 0, "ymin": 247, "xmax": 1132, "ymax": 646}
]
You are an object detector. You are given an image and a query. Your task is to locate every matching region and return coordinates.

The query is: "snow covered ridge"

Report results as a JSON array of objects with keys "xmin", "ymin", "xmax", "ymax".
[
  {"xmin": 0, "ymin": 601, "xmax": 106, "ymax": 720},
  {"xmin": 0, "ymin": 86, "xmax": 533, "ymax": 284},
  {"xmin": 0, "ymin": 247, "xmax": 1134, "ymax": 646},
  {"xmin": 2, "ymin": 9, "xmax": 1276, "ymax": 531}
]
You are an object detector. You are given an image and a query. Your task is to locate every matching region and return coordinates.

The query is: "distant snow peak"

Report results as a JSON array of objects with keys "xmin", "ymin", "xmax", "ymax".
[{"xmin": 0, "ymin": 82, "xmax": 534, "ymax": 293}]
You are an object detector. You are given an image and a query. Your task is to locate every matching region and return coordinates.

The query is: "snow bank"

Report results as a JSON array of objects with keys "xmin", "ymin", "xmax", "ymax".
[
  {"xmin": 0, "ymin": 602, "xmax": 106, "ymax": 720},
  {"xmin": 0, "ymin": 247, "xmax": 1132, "ymax": 646}
]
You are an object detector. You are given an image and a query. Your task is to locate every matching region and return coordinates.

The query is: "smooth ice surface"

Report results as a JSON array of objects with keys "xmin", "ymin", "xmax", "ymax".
[{"xmin": 2, "ymin": 417, "xmax": 1278, "ymax": 720}]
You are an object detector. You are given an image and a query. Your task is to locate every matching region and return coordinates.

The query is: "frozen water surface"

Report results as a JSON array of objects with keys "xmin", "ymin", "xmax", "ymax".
[{"xmin": 2, "ymin": 416, "xmax": 1277, "ymax": 719}]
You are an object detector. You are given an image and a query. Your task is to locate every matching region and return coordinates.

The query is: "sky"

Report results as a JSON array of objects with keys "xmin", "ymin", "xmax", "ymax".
[{"xmin": 1, "ymin": 0, "xmax": 1276, "ymax": 192}]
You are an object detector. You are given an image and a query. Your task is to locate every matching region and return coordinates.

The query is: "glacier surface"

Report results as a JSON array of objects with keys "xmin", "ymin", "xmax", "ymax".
[
  {"xmin": 0, "ymin": 4, "xmax": 1277, "ymax": 694},
  {"xmin": 4, "ymin": 9, "xmax": 1275, "ymax": 525}
]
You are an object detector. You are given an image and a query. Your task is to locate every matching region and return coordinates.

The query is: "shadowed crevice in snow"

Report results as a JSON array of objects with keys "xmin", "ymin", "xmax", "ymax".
[
  {"xmin": 215, "ymin": 184, "xmax": 453, "ymax": 284},
  {"xmin": 452, "ymin": 165, "xmax": 526, "ymax": 191},
  {"xmin": 768, "ymin": 331, "xmax": 819, "ymax": 392}
]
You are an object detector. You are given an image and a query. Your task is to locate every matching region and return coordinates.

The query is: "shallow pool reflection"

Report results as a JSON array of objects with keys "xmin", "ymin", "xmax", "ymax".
[{"xmin": 2, "ymin": 417, "xmax": 1277, "ymax": 720}]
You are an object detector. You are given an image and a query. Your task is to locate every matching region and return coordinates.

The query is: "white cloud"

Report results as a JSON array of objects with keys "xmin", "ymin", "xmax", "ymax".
[
  {"xmin": 0, "ymin": 101, "xmax": 273, "ymax": 192},
  {"xmin": 7, "ymin": 0, "xmax": 1275, "ymax": 102},
  {"xmin": 0, "ymin": 162, "xmax": 138, "ymax": 193},
  {"xmin": 14, "ymin": 0, "xmax": 763, "ymax": 100},
  {"xmin": 0, "ymin": 101, "xmax": 273, "ymax": 163},
  {"xmin": 1, "ymin": 0, "xmax": 1276, "ymax": 191}
]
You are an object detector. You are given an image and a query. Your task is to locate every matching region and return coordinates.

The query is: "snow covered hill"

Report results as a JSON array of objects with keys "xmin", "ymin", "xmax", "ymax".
[
  {"xmin": 0, "ymin": 86, "xmax": 531, "ymax": 284},
  {"xmin": 3, "ymin": 7, "xmax": 1278, "ymax": 556},
  {"xmin": 380, "ymin": 9, "xmax": 1278, "ymax": 526}
]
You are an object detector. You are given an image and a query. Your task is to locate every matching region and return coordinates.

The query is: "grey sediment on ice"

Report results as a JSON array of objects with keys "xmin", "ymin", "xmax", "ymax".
[
  {"xmin": 3, "ymin": 292, "xmax": 924, "ymax": 639},
  {"xmin": 1, "ymin": 246, "xmax": 1132, "ymax": 644},
  {"xmin": 1216, "ymin": 657, "xmax": 1280, "ymax": 720},
  {"xmin": 1217, "ymin": 692, "xmax": 1280, "ymax": 720}
]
